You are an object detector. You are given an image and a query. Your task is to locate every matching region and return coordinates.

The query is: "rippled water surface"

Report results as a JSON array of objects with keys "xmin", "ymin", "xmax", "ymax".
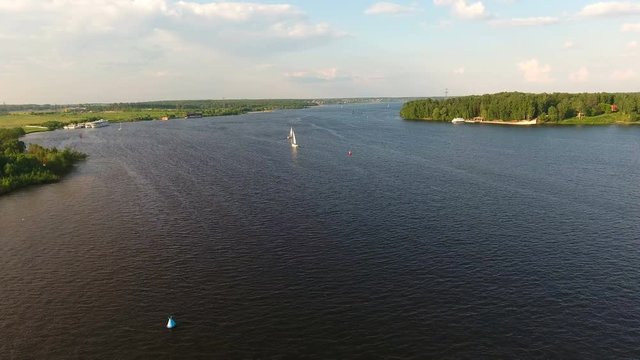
[{"xmin": 2, "ymin": 103, "xmax": 640, "ymax": 358}]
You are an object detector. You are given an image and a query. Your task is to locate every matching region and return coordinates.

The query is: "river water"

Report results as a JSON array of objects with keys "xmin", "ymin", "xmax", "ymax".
[{"xmin": 1, "ymin": 103, "xmax": 639, "ymax": 358}]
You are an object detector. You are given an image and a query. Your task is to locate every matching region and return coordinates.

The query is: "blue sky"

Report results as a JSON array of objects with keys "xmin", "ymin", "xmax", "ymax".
[{"xmin": 0, "ymin": 0, "xmax": 639, "ymax": 103}]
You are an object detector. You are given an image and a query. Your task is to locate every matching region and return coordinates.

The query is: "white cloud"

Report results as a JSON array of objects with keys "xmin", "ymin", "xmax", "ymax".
[
  {"xmin": 568, "ymin": 66, "xmax": 589, "ymax": 82},
  {"xmin": 621, "ymin": 23, "xmax": 640, "ymax": 32},
  {"xmin": 453, "ymin": 67, "xmax": 465, "ymax": 75},
  {"xmin": 0, "ymin": 0, "xmax": 350, "ymax": 102},
  {"xmin": 420, "ymin": 19, "xmax": 453, "ymax": 30},
  {"xmin": 152, "ymin": 70, "xmax": 170, "ymax": 78},
  {"xmin": 285, "ymin": 68, "xmax": 345, "ymax": 82},
  {"xmin": 0, "ymin": 1, "xmax": 345, "ymax": 50},
  {"xmin": 0, "ymin": 0, "xmax": 166, "ymax": 37},
  {"xmin": 365, "ymin": 2, "xmax": 418, "ymax": 15},
  {"xmin": 433, "ymin": 0, "xmax": 487, "ymax": 19},
  {"xmin": 271, "ymin": 22, "xmax": 347, "ymax": 39},
  {"xmin": 255, "ymin": 63, "xmax": 275, "ymax": 70},
  {"xmin": 622, "ymin": 40, "xmax": 639, "ymax": 56},
  {"xmin": 578, "ymin": 2, "xmax": 640, "ymax": 17},
  {"xmin": 563, "ymin": 41, "xmax": 575, "ymax": 49},
  {"xmin": 517, "ymin": 58, "xmax": 553, "ymax": 83},
  {"xmin": 172, "ymin": 2, "xmax": 302, "ymax": 21},
  {"xmin": 316, "ymin": 68, "xmax": 339, "ymax": 80},
  {"xmin": 490, "ymin": 17, "xmax": 559, "ymax": 27},
  {"xmin": 611, "ymin": 69, "xmax": 637, "ymax": 80}
]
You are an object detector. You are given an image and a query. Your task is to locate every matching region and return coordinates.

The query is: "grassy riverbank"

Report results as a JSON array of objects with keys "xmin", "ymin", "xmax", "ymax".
[
  {"xmin": 1, "ymin": 109, "xmax": 178, "ymax": 132},
  {"xmin": 557, "ymin": 113, "xmax": 629, "ymax": 125},
  {"xmin": 459, "ymin": 113, "xmax": 631, "ymax": 126},
  {"xmin": 0, "ymin": 128, "xmax": 87, "ymax": 196},
  {"xmin": 0, "ymin": 99, "xmax": 318, "ymax": 132}
]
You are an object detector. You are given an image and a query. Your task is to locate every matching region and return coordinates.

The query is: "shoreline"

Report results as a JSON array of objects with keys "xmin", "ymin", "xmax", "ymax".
[
  {"xmin": 463, "ymin": 119, "xmax": 538, "ymax": 126},
  {"xmin": 411, "ymin": 117, "xmax": 640, "ymax": 126}
]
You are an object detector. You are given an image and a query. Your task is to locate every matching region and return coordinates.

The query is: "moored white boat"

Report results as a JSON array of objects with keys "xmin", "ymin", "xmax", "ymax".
[{"xmin": 85, "ymin": 119, "xmax": 109, "ymax": 128}]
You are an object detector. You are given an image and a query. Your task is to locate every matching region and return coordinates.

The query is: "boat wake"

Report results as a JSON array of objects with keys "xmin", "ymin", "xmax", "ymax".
[{"xmin": 309, "ymin": 122, "xmax": 343, "ymax": 139}]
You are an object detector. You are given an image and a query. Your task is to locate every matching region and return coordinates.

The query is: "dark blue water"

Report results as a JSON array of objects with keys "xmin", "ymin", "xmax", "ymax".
[{"xmin": 1, "ymin": 103, "xmax": 639, "ymax": 358}]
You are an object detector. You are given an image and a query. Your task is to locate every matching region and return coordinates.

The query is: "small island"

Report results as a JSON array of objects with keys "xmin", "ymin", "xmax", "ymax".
[
  {"xmin": 400, "ymin": 92, "xmax": 640, "ymax": 125},
  {"xmin": 0, "ymin": 128, "xmax": 87, "ymax": 195}
]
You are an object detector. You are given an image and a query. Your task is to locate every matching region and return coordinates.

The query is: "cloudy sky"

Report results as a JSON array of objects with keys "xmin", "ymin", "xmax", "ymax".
[{"xmin": 1, "ymin": 0, "xmax": 639, "ymax": 103}]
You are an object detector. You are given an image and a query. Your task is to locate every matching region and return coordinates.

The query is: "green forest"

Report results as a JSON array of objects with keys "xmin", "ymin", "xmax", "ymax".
[
  {"xmin": 400, "ymin": 92, "xmax": 640, "ymax": 124},
  {"xmin": 0, "ymin": 99, "xmax": 316, "ymax": 114},
  {"xmin": 0, "ymin": 128, "xmax": 86, "ymax": 195}
]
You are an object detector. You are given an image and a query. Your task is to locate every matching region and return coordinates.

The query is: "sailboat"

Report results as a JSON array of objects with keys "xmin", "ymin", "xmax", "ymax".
[
  {"xmin": 118, "ymin": 123, "xmax": 122, "ymax": 131},
  {"xmin": 290, "ymin": 128, "xmax": 299, "ymax": 148}
]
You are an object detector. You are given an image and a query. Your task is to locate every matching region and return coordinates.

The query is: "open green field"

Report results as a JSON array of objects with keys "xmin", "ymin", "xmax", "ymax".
[
  {"xmin": 0, "ymin": 99, "xmax": 320, "ymax": 131},
  {"xmin": 558, "ymin": 112, "xmax": 634, "ymax": 125},
  {"xmin": 0, "ymin": 109, "xmax": 181, "ymax": 129}
]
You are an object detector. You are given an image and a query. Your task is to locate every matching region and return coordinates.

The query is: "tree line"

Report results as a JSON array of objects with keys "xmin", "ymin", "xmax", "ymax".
[
  {"xmin": 1, "ymin": 99, "xmax": 317, "ymax": 113},
  {"xmin": 400, "ymin": 92, "xmax": 640, "ymax": 123},
  {"xmin": 133, "ymin": 99, "xmax": 316, "ymax": 110},
  {"xmin": 66, "ymin": 99, "xmax": 316, "ymax": 113},
  {"xmin": 0, "ymin": 128, "xmax": 86, "ymax": 195}
]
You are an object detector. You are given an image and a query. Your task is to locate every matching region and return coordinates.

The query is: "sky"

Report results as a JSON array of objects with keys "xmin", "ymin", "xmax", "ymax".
[{"xmin": 0, "ymin": 0, "xmax": 639, "ymax": 104}]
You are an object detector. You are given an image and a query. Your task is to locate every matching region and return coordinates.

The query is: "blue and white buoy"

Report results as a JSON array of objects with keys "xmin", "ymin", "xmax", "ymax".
[{"xmin": 166, "ymin": 316, "xmax": 176, "ymax": 329}]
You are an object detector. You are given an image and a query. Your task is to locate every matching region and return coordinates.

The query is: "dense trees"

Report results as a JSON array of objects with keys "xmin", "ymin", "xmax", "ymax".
[
  {"xmin": 0, "ymin": 128, "xmax": 86, "ymax": 195},
  {"xmin": 91, "ymin": 99, "xmax": 316, "ymax": 112},
  {"xmin": 0, "ymin": 127, "xmax": 26, "ymax": 142},
  {"xmin": 400, "ymin": 92, "xmax": 640, "ymax": 123},
  {"xmin": 41, "ymin": 120, "xmax": 65, "ymax": 130}
]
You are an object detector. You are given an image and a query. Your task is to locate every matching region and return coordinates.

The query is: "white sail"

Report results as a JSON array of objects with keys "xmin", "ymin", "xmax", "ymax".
[
  {"xmin": 288, "ymin": 127, "xmax": 293, "ymax": 139},
  {"xmin": 291, "ymin": 128, "xmax": 298, "ymax": 147},
  {"xmin": 166, "ymin": 316, "xmax": 176, "ymax": 329}
]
